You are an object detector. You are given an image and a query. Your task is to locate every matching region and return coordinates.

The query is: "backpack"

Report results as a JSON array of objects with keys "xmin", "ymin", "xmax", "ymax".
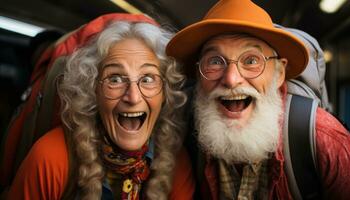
[
  {"xmin": 0, "ymin": 13, "xmax": 158, "ymax": 193},
  {"xmin": 278, "ymin": 24, "xmax": 329, "ymax": 200},
  {"xmin": 185, "ymin": 25, "xmax": 329, "ymax": 200}
]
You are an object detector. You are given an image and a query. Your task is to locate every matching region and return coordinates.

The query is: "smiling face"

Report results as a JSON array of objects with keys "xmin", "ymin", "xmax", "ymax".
[
  {"xmin": 195, "ymin": 34, "xmax": 287, "ymax": 162},
  {"xmin": 198, "ymin": 35, "xmax": 286, "ymax": 128},
  {"xmin": 96, "ymin": 38, "xmax": 163, "ymax": 151}
]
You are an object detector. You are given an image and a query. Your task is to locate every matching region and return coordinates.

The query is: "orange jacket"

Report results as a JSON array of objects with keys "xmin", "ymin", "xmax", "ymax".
[{"xmin": 7, "ymin": 127, "xmax": 195, "ymax": 199}]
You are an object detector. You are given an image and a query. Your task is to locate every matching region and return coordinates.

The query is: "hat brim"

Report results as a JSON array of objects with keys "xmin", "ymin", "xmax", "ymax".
[{"xmin": 166, "ymin": 19, "xmax": 309, "ymax": 79}]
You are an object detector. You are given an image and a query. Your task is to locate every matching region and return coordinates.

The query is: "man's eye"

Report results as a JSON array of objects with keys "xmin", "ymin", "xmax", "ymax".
[
  {"xmin": 208, "ymin": 56, "xmax": 225, "ymax": 66},
  {"xmin": 242, "ymin": 56, "xmax": 260, "ymax": 65}
]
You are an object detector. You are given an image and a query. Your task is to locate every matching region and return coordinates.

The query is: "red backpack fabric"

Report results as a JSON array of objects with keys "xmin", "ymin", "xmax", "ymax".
[{"xmin": 0, "ymin": 13, "xmax": 158, "ymax": 189}]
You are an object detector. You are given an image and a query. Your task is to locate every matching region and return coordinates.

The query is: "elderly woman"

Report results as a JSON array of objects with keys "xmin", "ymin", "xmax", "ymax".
[{"xmin": 7, "ymin": 14, "xmax": 194, "ymax": 199}]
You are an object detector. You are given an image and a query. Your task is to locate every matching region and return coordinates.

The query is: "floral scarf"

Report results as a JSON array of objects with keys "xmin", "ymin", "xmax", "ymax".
[{"xmin": 101, "ymin": 136, "xmax": 150, "ymax": 200}]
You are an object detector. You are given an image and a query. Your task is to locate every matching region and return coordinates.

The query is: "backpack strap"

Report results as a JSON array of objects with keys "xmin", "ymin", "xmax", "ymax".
[
  {"xmin": 283, "ymin": 94, "xmax": 322, "ymax": 199},
  {"xmin": 35, "ymin": 56, "xmax": 65, "ymax": 139},
  {"xmin": 12, "ymin": 56, "xmax": 65, "ymax": 176}
]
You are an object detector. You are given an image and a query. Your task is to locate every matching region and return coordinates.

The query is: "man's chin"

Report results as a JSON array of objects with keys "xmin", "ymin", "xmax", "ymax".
[
  {"xmin": 220, "ymin": 117, "xmax": 243, "ymax": 130},
  {"xmin": 197, "ymin": 116, "xmax": 279, "ymax": 163}
]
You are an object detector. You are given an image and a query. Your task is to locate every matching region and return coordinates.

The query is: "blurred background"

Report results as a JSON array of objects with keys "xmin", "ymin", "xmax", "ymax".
[{"xmin": 0, "ymin": 0, "xmax": 350, "ymax": 135}]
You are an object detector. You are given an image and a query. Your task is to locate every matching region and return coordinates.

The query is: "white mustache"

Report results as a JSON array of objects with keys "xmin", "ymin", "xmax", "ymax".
[{"xmin": 206, "ymin": 86, "xmax": 261, "ymax": 101}]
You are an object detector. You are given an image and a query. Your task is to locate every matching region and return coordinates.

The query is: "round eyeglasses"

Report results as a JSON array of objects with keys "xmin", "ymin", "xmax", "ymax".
[
  {"xmin": 99, "ymin": 74, "xmax": 164, "ymax": 100},
  {"xmin": 198, "ymin": 50, "xmax": 279, "ymax": 80}
]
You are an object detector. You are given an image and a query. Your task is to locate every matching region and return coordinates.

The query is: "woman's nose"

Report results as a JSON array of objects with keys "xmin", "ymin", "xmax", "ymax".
[{"xmin": 121, "ymin": 82, "xmax": 142, "ymax": 104}]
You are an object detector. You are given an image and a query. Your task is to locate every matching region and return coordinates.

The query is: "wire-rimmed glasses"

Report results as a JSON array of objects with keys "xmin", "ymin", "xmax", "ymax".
[
  {"xmin": 99, "ymin": 74, "xmax": 164, "ymax": 99},
  {"xmin": 198, "ymin": 50, "xmax": 279, "ymax": 80}
]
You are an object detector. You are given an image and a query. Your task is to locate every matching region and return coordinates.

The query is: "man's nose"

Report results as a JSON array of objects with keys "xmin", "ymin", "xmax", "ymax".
[
  {"xmin": 220, "ymin": 62, "xmax": 245, "ymax": 88},
  {"xmin": 121, "ymin": 82, "xmax": 142, "ymax": 104}
]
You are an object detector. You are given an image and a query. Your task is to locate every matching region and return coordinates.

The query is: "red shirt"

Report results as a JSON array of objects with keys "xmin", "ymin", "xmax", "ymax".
[{"xmin": 199, "ymin": 87, "xmax": 350, "ymax": 200}]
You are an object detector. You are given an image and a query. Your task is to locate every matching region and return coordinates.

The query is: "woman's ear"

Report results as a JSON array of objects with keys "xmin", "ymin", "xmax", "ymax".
[{"xmin": 276, "ymin": 58, "xmax": 287, "ymax": 88}]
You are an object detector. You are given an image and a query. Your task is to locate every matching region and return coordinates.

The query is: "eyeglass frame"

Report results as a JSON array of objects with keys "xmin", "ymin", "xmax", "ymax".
[
  {"xmin": 197, "ymin": 50, "xmax": 279, "ymax": 80},
  {"xmin": 98, "ymin": 74, "xmax": 164, "ymax": 100}
]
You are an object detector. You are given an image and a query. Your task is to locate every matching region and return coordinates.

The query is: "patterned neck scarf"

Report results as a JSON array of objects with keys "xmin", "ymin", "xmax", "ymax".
[{"xmin": 101, "ymin": 136, "xmax": 150, "ymax": 200}]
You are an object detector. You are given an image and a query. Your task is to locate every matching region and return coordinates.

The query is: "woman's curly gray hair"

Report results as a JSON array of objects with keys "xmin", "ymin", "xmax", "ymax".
[{"xmin": 58, "ymin": 21, "xmax": 187, "ymax": 199}]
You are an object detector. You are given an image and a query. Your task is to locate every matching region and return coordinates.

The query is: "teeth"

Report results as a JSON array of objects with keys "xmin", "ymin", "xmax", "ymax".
[
  {"xmin": 120, "ymin": 112, "xmax": 145, "ymax": 117},
  {"xmin": 220, "ymin": 94, "xmax": 249, "ymax": 100}
]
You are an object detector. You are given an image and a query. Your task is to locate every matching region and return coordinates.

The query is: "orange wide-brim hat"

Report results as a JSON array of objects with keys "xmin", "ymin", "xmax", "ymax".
[{"xmin": 166, "ymin": 0, "xmax": 309, "ymax": 79}]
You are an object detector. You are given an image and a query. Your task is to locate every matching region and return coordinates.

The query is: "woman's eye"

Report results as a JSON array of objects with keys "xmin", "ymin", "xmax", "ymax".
[
  {"xmin": 140, "ymin": 75, "xmax": 155, "ymax": 83},
  {"xmin": 107, "ymin": 75, "xmax": 124, "ymax": 83}
]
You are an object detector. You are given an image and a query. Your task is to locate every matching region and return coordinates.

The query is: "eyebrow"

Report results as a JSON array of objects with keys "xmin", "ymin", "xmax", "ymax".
[
  {"xmin": 200, "ymin": 42, "xmax": 264, "ymax": 57},
  {"xmin": 102, "ymin": 63, "xmax": 123, "ymax": 69},
  {"xmin": 200, "ymin": 46, "xmax": 219, "ymax": 57},
  {"xmin": 245, "ymin": 43, "xmax": 264, "ymax": 52},
  {"xmin": 102, "ymin": 62, "xmax": 159, "ymax": 69}
]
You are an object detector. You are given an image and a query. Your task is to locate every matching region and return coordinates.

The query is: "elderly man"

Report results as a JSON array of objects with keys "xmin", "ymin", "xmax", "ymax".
[{"xmin": 167, "ymin": 0, "xmax": 350, "ymax": 199}]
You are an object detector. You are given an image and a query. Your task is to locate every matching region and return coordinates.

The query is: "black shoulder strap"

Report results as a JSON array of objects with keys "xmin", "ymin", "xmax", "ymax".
[{"xmin": 283, "ymin": 94, "xmax": 322, "ymax": 200}]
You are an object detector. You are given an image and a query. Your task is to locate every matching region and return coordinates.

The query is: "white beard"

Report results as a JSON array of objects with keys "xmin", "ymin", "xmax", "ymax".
[{"xmin": 194, "ymin": 79, "xmax": 282, "ymax": 163}]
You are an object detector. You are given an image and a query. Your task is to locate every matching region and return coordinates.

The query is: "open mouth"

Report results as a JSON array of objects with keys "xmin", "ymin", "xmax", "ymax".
[
  {"xmin": 118, "ymin": 112, "xmax": 147, "ymax": 131},
  {"xmin": 219, "ymin": 94, "xmax": 253, "ymax": 112}
]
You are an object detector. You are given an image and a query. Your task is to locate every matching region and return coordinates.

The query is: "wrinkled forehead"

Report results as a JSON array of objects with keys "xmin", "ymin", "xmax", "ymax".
[{"xmin": 200, "ymin": 34, "xmax": 276, "ymax": 55}]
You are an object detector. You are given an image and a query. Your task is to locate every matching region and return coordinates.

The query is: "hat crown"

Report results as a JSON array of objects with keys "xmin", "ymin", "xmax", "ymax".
[{"xmin": 204, "ymin": 0, "xmax": 273, "ymax": 28}]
